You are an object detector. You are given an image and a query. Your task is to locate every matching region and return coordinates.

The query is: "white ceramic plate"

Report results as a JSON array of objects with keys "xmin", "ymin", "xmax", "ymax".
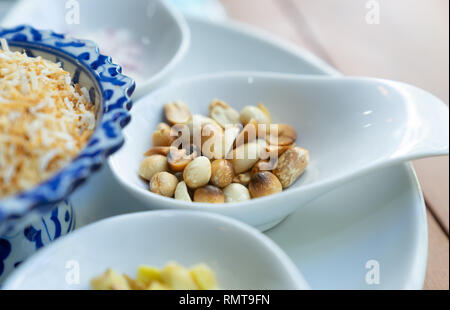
[
  {"xmin": 1, "ymin": 10, "xmax": 428, "ymax": 289},
  {"xmin": 71, "ymin": 17, "xmax": 427, "ymax": 289},
  {"xmin": 3, "ymin": 210, "xmax": 309, "ymax": 290}
]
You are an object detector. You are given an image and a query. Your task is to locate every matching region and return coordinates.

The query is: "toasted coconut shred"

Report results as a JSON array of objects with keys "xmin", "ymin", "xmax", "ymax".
[{"xmin": 0, "ymin": 39, "xmax": 96, "ymax": 197}]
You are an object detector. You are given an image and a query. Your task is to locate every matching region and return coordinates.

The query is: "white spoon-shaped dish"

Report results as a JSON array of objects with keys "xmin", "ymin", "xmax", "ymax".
[
  {"xmin": 3, "ymin": 210, "xmax": 308, "ymax": 290},
  {"xmin": 109, "ymin": 72, "xmax": 449, "ymax": 231}
]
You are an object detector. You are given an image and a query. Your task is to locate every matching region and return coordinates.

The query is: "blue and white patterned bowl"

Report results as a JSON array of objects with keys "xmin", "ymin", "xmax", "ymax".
[
  {"xmin": 0, "ymin": 25, "xmax": 135, "ymax": 281},
  {"xmin": 0, "ymin": 200, "xmax": 76, "ymax": 283}
]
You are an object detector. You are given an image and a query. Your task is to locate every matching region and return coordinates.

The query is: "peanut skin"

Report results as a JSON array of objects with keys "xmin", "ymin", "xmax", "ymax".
[{"xmin": 273, "ymin": 147, "xmax": 309, "ymax": 188}]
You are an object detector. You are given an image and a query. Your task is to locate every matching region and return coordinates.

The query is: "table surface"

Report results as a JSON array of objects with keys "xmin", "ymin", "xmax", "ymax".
[{"xmin": 220, "ymin": 0, "xmax": 449, "ymax": 290}]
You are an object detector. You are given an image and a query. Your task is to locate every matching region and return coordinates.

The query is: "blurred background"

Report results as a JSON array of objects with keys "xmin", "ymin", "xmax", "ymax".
[{"xmin": 0, "ymin": 0, "xmax": 448, "ymax": 289}]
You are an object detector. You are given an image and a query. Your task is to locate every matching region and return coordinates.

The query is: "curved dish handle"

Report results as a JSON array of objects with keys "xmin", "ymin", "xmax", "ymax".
[{"xmin": 389, "ymin": 81, "xmax": 449, "ymax": 162}]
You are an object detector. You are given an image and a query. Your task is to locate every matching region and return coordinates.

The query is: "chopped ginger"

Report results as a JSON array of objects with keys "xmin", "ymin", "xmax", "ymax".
[
  {"xmin": 137, "ymin": 265, "xmax": 163, "ymax": 285},
  {"xmin": 161, "ymin": 262, "xmax": 199, "ymax": 290},
  {"xmin": 90, "ymin": 269, "xmax": 130, "ymax": 290},
  {"xmin": 147, "ymin": 282, "xmax": 169, "ymax": 290},
  {"xmin": 190, "ymin": 264, "xmax": 217, "ymax": 290},
  {"xmin": 91, "ymin": 261, "xmax": 218, "ymax": 290}
]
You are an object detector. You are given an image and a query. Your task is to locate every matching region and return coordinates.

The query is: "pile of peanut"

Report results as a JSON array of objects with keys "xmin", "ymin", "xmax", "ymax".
[{"xmin": 138, "ymin": 99, "xmax": 309, "ymax": 203}]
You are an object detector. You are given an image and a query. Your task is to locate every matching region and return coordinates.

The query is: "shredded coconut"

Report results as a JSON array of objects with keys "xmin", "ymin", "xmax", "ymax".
[{"xmin": 0, "ymin": 38, "xmax": 96, "ymax": 197}]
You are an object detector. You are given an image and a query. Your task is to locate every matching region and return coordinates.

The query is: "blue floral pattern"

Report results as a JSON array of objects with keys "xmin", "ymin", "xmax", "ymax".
[
  {"xmin": 0, "ymin": 200, "xmax": 75, "ymax": 284},
  {"xmin": 0, "ymin": 25, "xmax": 135, "ymax": 234},
  {"xmin": 0, "ymin": 239, "xmax": 11, "ymax": 277}
]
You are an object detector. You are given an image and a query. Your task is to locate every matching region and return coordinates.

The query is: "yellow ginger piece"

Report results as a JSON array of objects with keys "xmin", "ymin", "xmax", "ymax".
[
  {"xmin": 136, "ymin": 265, "xmax": 163, "ymax": 286},
  {"xmin": 90, "ymin": 262, "xmax": 218, "ymax": 290},
  {"xmin": 161, "ymin": 262, "xmax": 199, "ymax": 290},
  {"xmin": 90, "ymin": 269, "xmax": 130, "ymax": 290},
  {"xmin": 147, "ymin": 282, "xmax": 170, "ymax": 290},
  {"xmin": 123, "ymin": 274, "xmax": 147, "ymax": 290},
  {"xmin": 190, "ymin": 263, "xmax": 217, "ymax": 290}
]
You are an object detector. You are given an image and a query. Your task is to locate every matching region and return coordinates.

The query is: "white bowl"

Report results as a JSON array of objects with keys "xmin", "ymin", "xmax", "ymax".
[
  {"xmin": 109, "ymin": 72, "xmax": 449, "ymax": 231},
  {"xmin": 2, "ymin": 0, "xmax": 190, "ymax": 98},
  {"xmin": 3, "ymin": 210, "xmax": 308, "ymax": 290}
]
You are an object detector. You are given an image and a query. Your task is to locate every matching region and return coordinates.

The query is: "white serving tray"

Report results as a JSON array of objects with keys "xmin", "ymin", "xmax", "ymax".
[
  {"xmin": 70, "ymin": 17, "xmax": 427, "ymax": 290},
  {"xmin": 1, "ymin": 8, "xmax": 427, "ymax": 289}
]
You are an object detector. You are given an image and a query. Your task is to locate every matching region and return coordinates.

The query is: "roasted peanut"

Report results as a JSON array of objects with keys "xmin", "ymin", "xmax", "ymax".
[
  {"xmin": 174, "ymin": 181, "xmax": 192, "ymax": 202},
  {"xmin": 193, "ymin": 185, "xmax": 225, "ymax": 203},
  {"xmin": 223, "ymin": 183, "xmax": 251, "ymax": 203},
  {"xmin": 152, "ymin": 123, "xmax": 176, "ymax": 147},
  {"xmin": 187, "ymin": 115, "xmax": 220, "ymax": 135},
  {"xmin": 183, "ymin": 156, "xmax": 212, "ymax": 189},
  {"xmin": 210, "ymin": 159, "xmax": 234, "ymax": 188},
  {"xmin": 209, "ymin": 99, "xmax": 240, "ymax": 128},
  {"xmin": 201, "ymin": 123, "xmax": 224, "ymax": 160},
  {"xmin": 167, "ymin": 148, "xmax": 193, "ymax": 172},
  {"xmin": 187, "ymin": 115, "xmax": 220, "ymax": 148},
  {"xmin": 240, "ymin": 106, "xmax": 271, "ymax": 126},
  {"xmin": 230, "ymin": 141, "xmax": 262, "ymax": 174},
  {"xmin": 139, "ymin": 155, "xmax": 168, "ymax": 181},
  {"xmin": 232, "ymin": 172, "xmax": 252, "ymax": 186},
  {"xmin": 144, "ymin": 146, "xmax": 174, "ymax": 156},
  {"xmin": 249, "ymin": 171, "xmax": 282, "ymax": 198},
  {"xmin": 257, "ymin": 103, "xmax": 272, "ymax": 123},
  {"xmin": 234, "ymin": 119, "xmax": 258, "ymax": 148},
  {"xmin": 267, "ymin": 144, "xmax": 293, "ymax": 156},
  {"xmin": 273, "ymin": 147, "xmax": 309, "ymax": 188},
  {"xmin": 266, "ymin": 124, "xmax": 297, "ymax": 146},
  {"xmin": 178, "ymin": 144, "xmax": 201, "ymax": 160},
  {"xmin": 222, "ymin": 124, "xmax": 241, "ymax": 158},
  {"xmin": 165, "ymin": 101, "xmax": 191, "ymax": 125},
  {"xmin": 251, "ymin": 159, "xmax": 277, "ymax": 176},
  {"xmin": 150, "ymin": 172, "xmax": 178, "ymax": 197}
]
